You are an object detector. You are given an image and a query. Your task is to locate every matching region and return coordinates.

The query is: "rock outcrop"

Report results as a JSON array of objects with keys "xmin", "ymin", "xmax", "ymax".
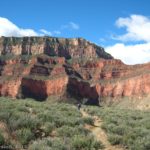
[
  {"xmin": 66, "ymin": 58, "xmax": 150, "ymax": 104},
  {"xmin": 0, "ymin": 36, "xmax": 112, "ymax": 59},
  {"xmin": 0, "ymin": 78, "xmax": 21, "ymax": 98},
  {"xmin": 0, "ymin": 36, "xmax": 150, "ymax": 104},
  {"xmin": 22, "ymin": 55, "xmax": 68, "ymax": 100},
  {"xmin": 0, "ymin": 55, "xmax": 35, "ymax": 98}
]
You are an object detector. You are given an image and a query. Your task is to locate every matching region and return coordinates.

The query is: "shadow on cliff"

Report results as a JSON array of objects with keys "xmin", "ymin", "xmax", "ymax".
[
  {"xmin": 67, "ymin": 78, "xmax": 101, "ymax": 106},
  {"xmin": 21, "ymin": 86, "xmax": 47, "ymax": 101},
  {"xmin": 66, "ymin": 78, "xmax": 101, "ymax": 106}
]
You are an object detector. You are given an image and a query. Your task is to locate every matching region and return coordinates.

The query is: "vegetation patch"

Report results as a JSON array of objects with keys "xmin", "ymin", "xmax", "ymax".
[
  {"xmin": 85, "ymin": 106, "xmax": 150, "ymax": 150},
  {"xmin": 0, "ymin": 97, "xmax": 103, "ymax": 150}
]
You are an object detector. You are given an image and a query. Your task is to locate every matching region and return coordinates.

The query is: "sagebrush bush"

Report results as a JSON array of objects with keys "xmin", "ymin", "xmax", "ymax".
[
  {"xmin": 0, "ymin": 97, "xmax": 103, "ymax": 149},
  {"xmin": 41, "ymin": 122, "xmax": 55, "ymax": 136},
  {"xmin": 72, "ymin": 134, "xmax": 103, "ymax": 150},
  {"xmin": 108, "ymin": 134, "xmax": 123, "ymax": 145},
  {"xmin": 86, "ymin": 105, "xmax": 150, "ymax": 150},
  {"xmin": 0, "ymin": 132, "xmax": 5, "ymax": 146},
  {"xmin": 28, "ymin": 138, "xmax": 52, "ymax": 150},
  {"xmin": 16, "ymin": 128, "xmax": 34, "ymax": 145},
  {"xmin": 29, "ymin": 137, "xmax": 70, "ymax": 150},
  {"xmin": 82, "ymin": 116, "xmax": 94, "ymax": 125}
]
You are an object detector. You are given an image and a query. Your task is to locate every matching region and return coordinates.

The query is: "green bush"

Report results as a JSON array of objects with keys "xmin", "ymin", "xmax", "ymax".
[
  {"xmin": 0, "ymin": 133, "xmax": 5, "ymax": 146},
  {"xmin": 72, "ymin": 135, "xmax": 103, "ymax": 150},
  {"xmin": 16, "ymin": 128, "xmax": 34, "ymax": 145},
  {"xmin": 56, "ymin": 125, "xmax": 88, "ymax": 138},
  {"xmin": 72, "ymin": 135, "xmax": 91, "ymax": 149},
  {"xmin": 29, "ymin": 137, "xmax": 70, "ymax": 150},
  {"xmin": 8, "ymin": 114, "xmax": 39, "ymax": 132},
  {"xmin": 86, "ymin": 106, "xmax": 150, "ymax": 150},
  {"xmin": 56, "ymin": 125, "xmax": 75, "ymax": 137},
  {"xmin": 0, "ymin": 98, "xmax": 104, "ymax": 149},
  {"xmin": 41, "ymin": 122, "xmax": 55, "ymax": 136},
  {"xmin": 82, "ymin": 117, "xmax": 94, "ymax": 125},
  {"xmin": 51, "ymin": 138, "xmax": 69, "ymax": 150},
  {"xmin": 108, "ymin": 134, "xmax": 123, "ymax": 145},
  {"xmin": 28, "ymin": 138, "xmax": 52, "ymax": 150}
]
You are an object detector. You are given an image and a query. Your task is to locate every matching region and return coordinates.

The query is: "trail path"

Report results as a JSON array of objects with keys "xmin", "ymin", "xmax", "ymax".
[{"xmin": 81, "ymin": 109, "xmax": 124, "ymax": 150}]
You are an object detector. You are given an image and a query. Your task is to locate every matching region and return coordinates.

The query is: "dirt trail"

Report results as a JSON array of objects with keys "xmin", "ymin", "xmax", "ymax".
[{"xmin": 81, "ymin": 109, "xmax": 124, "ymax": 150}]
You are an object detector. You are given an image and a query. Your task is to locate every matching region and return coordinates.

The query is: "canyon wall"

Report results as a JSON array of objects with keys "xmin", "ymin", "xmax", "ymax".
[
  {"xmin": 0, "ymin": 36, "xmax": 150, "ymax": 104},
  {"xmin": 0, "ymin": 37, "xmax": 112, "ymax": 59}
]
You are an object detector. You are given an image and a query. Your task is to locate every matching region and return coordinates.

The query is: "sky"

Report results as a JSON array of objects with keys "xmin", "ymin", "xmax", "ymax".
[{"xmin": 0, "ymin": 0, "xmax": 150, "ymax": 64}]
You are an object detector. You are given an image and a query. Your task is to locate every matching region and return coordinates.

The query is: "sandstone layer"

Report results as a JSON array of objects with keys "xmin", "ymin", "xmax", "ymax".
[{"xmin": 0, "ymin": 37, "xmax": 112, "ymax": 59}]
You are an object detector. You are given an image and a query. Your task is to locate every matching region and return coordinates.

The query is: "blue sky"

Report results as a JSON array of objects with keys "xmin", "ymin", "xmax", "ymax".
[{"xmin": 0, "ymin": 0, "xmax": 150, "ymax": 64}]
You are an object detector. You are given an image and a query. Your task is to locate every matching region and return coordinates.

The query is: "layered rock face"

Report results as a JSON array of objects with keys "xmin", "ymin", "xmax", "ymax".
[
  {"xmin": 0, "ymin": 36, "xmax": 150, "ymax": 104},
  {"xmin": 66, "ymin": 58, "xmax": 150, "ymax": 104},
  {"xmin": 0, "ymin": 37, "xmax": 112, "ymax": 59},
  {"xmin": 0, "ymin": 56, "xmax": 35, "ymax": 98},
  {"xmin": 22, "ymin": 55, "xmax": 68, "ymax": 100}
]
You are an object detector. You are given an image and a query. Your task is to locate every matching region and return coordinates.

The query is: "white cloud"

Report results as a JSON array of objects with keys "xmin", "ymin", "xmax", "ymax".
[
  {"xmin": 53, "ymin": 30, "xmax": 61, "ymax": 35},
  {"xmin": 105, "ymin": 14, "xmax": 150, "ymax": 65},
  {"xmin": 114, "ymin": 14, "xmax": 150, "ymax": 42},
  {"xmin": 40, "ymin": 29, "xmax": 52, "ymax": 36},
  {"xmin": 0, "ymin": 17, "xmax": 38, "ymax": 36},
  {"xmin": 39, "ymin": 29, "xmax": 61, "ymax": 36},
  {"xmin": 61, "ymin": 22, "xmax": 80, "ymax": 30},
  {"xmin": 106, "ymin": 43, "xmax": 150, "ymax": 65},
  {"xmin": 0, "ymin": 17, "xmax": 61, "ymax": 37},
  {"xmin": 69, "ymin": 22, "xmax": 80, "ymax": 30},
  {"xmin": 0, "ymin": 17, "xmax": 79, "ymax": 37},
  {"xmin": 99, "ymin": 38, "xmax": 106, "ymax": 42}
]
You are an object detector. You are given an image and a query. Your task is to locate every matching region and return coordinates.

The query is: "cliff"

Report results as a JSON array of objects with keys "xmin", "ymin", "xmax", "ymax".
[
  {"xmin": 66, "ymin": 58, "xmax": 150, "ymax": 104},
  {"xmin": 0, "ymin": 36, "xmax": 150, "ymax": 105},
  {"xmin": 21, "ymin": 55, "xmax": 68, "ymax": 100},
  {"xmin": 0, "ymin": 36, "xmax": 112, "ymax": 59}
]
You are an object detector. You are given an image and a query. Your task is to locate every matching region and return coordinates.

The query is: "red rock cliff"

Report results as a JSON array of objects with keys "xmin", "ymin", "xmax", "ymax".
[
  {"xmin": 21, "ymin": 55, "xmax": 68, "ymax": 100},
  {"xmin": 0, "ymin": 37, "xmax": 150, "ymax": 104},
  {"xmin": 66, "ymin": 58, "xmax": 150, "ymax": 104}
]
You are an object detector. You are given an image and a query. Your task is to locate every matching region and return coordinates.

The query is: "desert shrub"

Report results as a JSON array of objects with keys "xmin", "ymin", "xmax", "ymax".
[
  {"xmin": 0, "ymin": 133, "xmax": 5, "ymax": 146},
  {"xmin": 56, "ymin": 125, "xmax": 75, "ymax": 137},
  {"xmin": 82, "ymin": 117, "xmax": 94, "ymax": 125},
  {"xmin": 71, "ymin": 134, "xmax": 103, "ymax": 150},
  {"xmin": 16, "ymin": 106, "xmax": 31, "ymax": 113},
  {"xmin": 77, "ymin": 125, "xmax": 90, "ymax": 135},
  {"xmin": 91, "ymin": 140, "xmax": 104, "ymax": 150},
  {"xmin": 123, "ymin": 134, "xmax": 150, "ymax": 150},
  {"xmin": 8, "ymin": 114, "xmax": 39, "ymax": 131},
  {"xmin": 41, "ymin": 122, "xmax": 55, "ymax": 136},
  {"xmin": 0, "ymin": 98, "xmax": 104, "ymax": 149},
  {"xmin": 16, "ymin": 128, "xmax": 34, "ymax": 145},
  {"xmin": 29, "ymin": 137, "xmax": 68, "ymax": 150},
  {"xmin": 86, "ymin": 105, "xmax": 150, "ymax": 150},
  {"xmin": 72, "ymin": 135, "xmax": 91, "ymax": 149},
  {"xmin": 108, "ymin": 124, "xmax": 128, "ymax": 136},
  {"xmin": 0, "ymin": 137, "xmax": 14, "ymax": 150},
  {"xmin": 51, "ymin": 138, "xmax": 69, "ymax": 150},
  {"xmin": 108, "ymin": 134, "xmax": 123, "ymax": 145},
  {"xmin": 0, "ymin": 111, "xmax": 13, "ymax": 124},
  {"xmin": 56, "ymin": 125, "xmax": 89, "ymax": 137},
  {"xmin": 28, "ymin": 138, "xmax": 52, "ymax": 150}
]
